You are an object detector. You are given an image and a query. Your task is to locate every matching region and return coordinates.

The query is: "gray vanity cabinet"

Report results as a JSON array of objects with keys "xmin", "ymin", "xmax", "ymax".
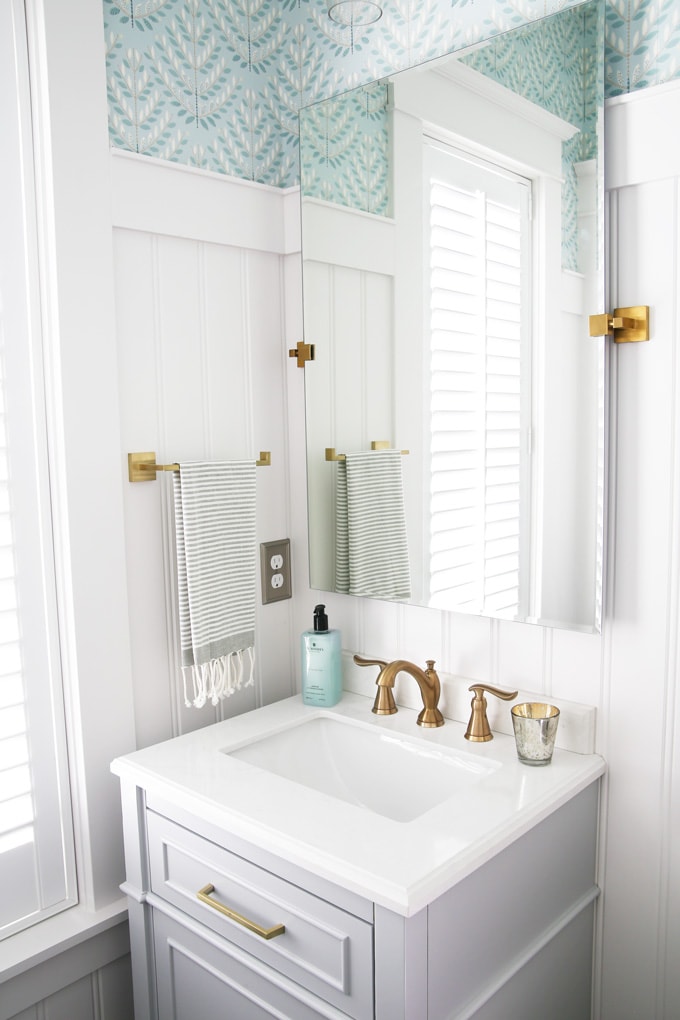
[
  {"xmin": 146, "ymin": 807, "xmax": 373, "ymax": 1019},
  {"xmin": 118, "ymin": 776, "xmax": 600, "ymax": 1020}
]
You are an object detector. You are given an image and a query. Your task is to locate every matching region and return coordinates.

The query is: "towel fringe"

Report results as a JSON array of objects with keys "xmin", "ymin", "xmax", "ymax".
[{"xmin": 182, "ymin": 647, "xmax": 255, "ymax": 709}]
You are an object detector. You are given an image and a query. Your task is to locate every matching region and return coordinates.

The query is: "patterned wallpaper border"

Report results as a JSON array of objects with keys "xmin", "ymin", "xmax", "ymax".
[{"xmin": 104, "ymin": 0, "xmax": 680, "ymax": 187}]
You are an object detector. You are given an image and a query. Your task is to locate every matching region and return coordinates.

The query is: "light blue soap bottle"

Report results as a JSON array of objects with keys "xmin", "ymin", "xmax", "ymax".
[{"xmin": 301, "ymin": 604, "xmax": 342, "ymax": 707}]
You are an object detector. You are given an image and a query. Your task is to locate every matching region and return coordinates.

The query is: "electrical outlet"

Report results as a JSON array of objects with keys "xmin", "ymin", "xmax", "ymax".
[{"xmin": 260, "ymin": 539, "xmax": 292, "ymax": 604}]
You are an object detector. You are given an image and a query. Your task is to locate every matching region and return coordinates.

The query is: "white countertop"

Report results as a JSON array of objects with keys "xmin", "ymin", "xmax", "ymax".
[{"xmin": 111, "ymin": 692, "xmax": 605, "ymax": 917}]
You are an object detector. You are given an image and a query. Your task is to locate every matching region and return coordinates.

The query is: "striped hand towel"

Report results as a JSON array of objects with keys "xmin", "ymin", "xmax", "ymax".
[
  {"xmin": 335, "ymin": 449, "xmax": 411, "ymax": 600},
  {"xmin": 173, "ymin": 461, "xmax": 257, "ymax": 709}
]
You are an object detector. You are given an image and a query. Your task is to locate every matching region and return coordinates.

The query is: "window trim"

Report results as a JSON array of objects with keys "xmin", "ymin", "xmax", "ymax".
[
  {"xmin": 0, "ymin": 2, "xmax": 137, "ymax": 980},
  {"xmin": 0, "ymin": 0, "xmax": 78, "ymax": 942},
  {"xmin": 2, "ymin": 0, "xmax": 135, "ymax": 999}
]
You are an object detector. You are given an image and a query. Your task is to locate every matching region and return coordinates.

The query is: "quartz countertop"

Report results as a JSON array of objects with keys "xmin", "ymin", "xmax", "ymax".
[{"xmin": 111, "ymin": 692, "xmax": 605, "ymax": 917}]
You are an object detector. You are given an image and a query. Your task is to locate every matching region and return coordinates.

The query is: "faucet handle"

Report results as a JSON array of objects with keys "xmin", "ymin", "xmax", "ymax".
[
  {"xmin": 353, "ymin": 654, "xmax": 388, "ymax": 670},
  {"xmin": 353, "ymin": 654, "xmax": 397, "ymax": 716},
  {"xmin": 465, "ymin": 683, "xmax": 518, "ymax": 742}
]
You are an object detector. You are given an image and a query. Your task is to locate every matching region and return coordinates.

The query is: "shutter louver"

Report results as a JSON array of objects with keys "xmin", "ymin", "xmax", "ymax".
[
  {"xmin": 0, "ymin": 381, "xmax": 34, "ymax": 858},
  {"xmin": 427, "ymin": 143, "xmax": 530, "ymax": 616}
]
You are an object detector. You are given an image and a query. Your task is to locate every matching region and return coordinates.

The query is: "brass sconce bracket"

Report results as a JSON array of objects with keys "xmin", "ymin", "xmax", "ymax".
[
  {"xmin": 589, "ymin": 305, "xmax": 649, "ymax": 343},
  {"xmin": 288, "ymin": 341, "xmax": 315, "ymax": 367}
]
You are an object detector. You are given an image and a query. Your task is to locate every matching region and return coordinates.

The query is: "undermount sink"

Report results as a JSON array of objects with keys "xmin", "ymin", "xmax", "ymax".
[{"xmin": 225, "ymin": 714, "xmax": 501, "ymax": 822}]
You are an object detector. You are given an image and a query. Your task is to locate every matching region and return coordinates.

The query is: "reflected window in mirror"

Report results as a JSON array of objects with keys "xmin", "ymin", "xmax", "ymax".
[{"xmin": 425, "ymin": 142, "xmax": 531, "ymax": 618}]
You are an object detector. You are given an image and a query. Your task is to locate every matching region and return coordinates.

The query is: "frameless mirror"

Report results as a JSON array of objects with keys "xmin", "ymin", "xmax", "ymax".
[{"xmin": 300, "ymin": 0, "xmax": 605, "ymax": 632}]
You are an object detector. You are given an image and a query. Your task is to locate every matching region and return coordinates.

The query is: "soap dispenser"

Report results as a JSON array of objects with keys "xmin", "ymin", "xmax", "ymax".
[{"xmin": 301, "ymin": 604, "xmax": 342, "ymax": 707}]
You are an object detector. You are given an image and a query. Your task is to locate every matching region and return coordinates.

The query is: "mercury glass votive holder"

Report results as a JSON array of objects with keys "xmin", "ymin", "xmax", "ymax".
[{"xmin": 511, "ymin": 703, "xmax": 560, "ymax": 766}]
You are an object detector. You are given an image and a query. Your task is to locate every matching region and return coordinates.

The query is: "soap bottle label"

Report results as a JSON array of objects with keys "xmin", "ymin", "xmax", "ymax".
[{"xmin": 301, "ymin": 631, "xmax": 341, "ymax": 707}]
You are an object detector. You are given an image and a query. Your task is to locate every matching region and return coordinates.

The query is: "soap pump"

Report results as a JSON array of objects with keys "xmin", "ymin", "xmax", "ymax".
[{"xmin": 301, "ymin": 604, "xmax": 342, "ymax": 707}]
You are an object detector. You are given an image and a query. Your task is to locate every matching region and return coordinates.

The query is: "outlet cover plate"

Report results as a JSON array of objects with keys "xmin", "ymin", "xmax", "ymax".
[{"xmin": 260, "ymin": 539, "xmax": 292, "ymax": 604}]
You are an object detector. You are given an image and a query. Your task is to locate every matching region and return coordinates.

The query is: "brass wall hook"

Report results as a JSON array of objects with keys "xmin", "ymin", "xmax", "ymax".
[{"xmin": 589, "ymin": 305, "xmax": 649, "ymax": 343}]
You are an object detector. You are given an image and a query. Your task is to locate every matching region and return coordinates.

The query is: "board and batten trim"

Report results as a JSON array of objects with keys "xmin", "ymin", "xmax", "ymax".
[
  {"xmin": 111, "ymin": 149, "xmax": 301, "ymax": 255},
  {"xmin": 605, "ymin": 79, "xmax": 680, "ymax": 190}
]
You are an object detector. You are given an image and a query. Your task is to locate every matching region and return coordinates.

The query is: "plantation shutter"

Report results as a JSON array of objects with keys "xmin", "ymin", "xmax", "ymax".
[
  {"xmin": 0, "ymin": 0, "xmax": 77, "ymax": 939},
  {"xmin": 425, "ymin": 140, "xmax": 531, "ymax": 617}
]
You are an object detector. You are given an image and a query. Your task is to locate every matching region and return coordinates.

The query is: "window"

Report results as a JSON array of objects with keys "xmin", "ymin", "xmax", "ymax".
[
  {"xmin": 425, "ymin": 139, "xmax": 532, "ymax": 617},
  {"xmin": 0, "ymin": 0, "xmax": 77, "ymax": 940}
]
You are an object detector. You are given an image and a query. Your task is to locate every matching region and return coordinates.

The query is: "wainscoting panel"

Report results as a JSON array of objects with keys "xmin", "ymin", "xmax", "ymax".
[
  {"xmin": 112, "ymin": 153, "xmax": 297, "ymax": 749},
  {"xmin": 8, "ymin": 955, "xmax": 133, "ymax": 1020},
  {"xmin": 3, "ymin": 927, "xmax": 132, "ymax": 1020}
]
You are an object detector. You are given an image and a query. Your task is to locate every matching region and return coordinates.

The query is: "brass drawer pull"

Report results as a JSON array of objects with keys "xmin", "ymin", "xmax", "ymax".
[{"xmin": 197, "ymin": 884, "xmax": 286, "ymax": 940}]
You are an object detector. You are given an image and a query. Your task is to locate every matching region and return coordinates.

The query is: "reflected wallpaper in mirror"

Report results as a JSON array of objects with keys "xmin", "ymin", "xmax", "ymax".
[{"xmin": 301, "ymin": 0, "xmax": 605, "ymax": 633}]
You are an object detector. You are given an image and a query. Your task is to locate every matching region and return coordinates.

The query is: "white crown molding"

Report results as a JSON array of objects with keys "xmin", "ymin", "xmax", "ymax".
[{"xmin": 432, "ymin": 59, "xmax": 579, "ymax": 142}]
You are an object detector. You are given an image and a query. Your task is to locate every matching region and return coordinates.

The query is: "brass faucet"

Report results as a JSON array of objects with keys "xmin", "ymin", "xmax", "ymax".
[
  {"xmin": 464, "ymin": 683, "xmax": 518, "ymax": 742},
  {"xmin": 354, "ymin": 655, "xmax": 445, "ymax": 728}
]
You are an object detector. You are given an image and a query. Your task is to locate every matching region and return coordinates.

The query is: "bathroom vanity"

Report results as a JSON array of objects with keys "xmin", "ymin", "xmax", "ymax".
[{"xmin": 112, "ymin": 692, "xmax": 604, "ymax": 1019}]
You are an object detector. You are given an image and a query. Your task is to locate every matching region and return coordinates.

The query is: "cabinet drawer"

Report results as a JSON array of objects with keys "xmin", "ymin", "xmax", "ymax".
[
  {"xmin": 147, "ymin": 810, "xmax": 374, "ymax": 1020},
  {"xmin": 154, "ymin": 909, "xmax": 347, "ymax": 1020}
]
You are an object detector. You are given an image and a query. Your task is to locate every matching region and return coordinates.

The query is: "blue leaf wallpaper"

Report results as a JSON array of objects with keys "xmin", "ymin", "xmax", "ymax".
[
  {"xmin": 104, "ymin": 0, "xmax": 680, "ymax": 188},
  {"xmin": 299, "ymin": 81, "xmax": 391, "ymax": 215}
]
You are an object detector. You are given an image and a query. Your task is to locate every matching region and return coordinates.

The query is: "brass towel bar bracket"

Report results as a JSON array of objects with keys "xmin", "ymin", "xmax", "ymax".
[
  {"xmin": 325, "ymin": 440, "xmax": 409, "ymax": 462},
  {"xmin": 128, "ymin": 451, "xmax": 271, "ymax": 483},
  {"xmin": 589, "ymin": 305, "xmax": 649, "ymax": 343}
]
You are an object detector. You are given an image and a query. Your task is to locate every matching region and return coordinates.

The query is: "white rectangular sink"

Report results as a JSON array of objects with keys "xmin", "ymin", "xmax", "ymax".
[{"xmin": 226, "ymin": 714, "xmax": 500, "ymax": 822}]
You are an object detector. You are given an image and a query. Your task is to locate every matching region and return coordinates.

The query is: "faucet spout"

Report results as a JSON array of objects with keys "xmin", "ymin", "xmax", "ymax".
[{"xmin": 377, "ymin": 658, "xmax": 445, "ymax": 728}]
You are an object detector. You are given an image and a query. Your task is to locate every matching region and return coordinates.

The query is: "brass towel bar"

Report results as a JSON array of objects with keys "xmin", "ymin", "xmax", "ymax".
[
  {"xmin": 325, "ymin": 440, "xmax": 409, "ymax": 462},
  {"xmin": 128, "ymin": 450, "xmax": 271, "ymax": 483}
]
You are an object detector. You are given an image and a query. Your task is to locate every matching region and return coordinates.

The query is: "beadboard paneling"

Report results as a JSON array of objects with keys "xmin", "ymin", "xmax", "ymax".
[
  {"xmin": 112, "ymin": 154, "xmax": 296, "ymax": 749},
  {"xmin": 2, "ymin": 932, "xmax": 131, "ymax": 1020}
]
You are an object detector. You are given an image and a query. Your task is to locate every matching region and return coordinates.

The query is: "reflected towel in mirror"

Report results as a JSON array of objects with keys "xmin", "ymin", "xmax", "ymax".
[
  {"xmin": 173, "ymin": 461, "xmax": 257, "ymax": 708},
  {"xmin": 335, "ymin": 449, "xmax": 411, "ymax": 600}
]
